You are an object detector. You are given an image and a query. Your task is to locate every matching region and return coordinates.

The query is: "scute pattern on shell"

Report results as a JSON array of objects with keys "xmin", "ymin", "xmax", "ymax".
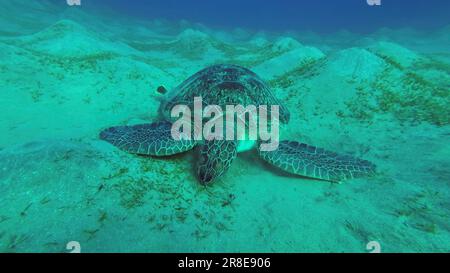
[{"xmin": 160, "ymin": 64, "xmax": 290, "ymax": 123}]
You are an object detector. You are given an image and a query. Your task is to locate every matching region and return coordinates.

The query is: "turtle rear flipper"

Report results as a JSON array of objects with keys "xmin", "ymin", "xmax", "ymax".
[
  {"xmin": 258, "ymin": 140, "xmax": 376, "ymax": 182},
  {"xmin": 100, "ymin": 121, "xmax": 196, "ymax": 156},
  {"xmin": 197, "ymin": 140, "xmax": 238, "ymax": 185}
]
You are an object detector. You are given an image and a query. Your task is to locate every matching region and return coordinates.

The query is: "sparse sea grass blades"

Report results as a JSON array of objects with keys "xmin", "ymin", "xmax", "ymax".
[{"xmin": 0, "ymin": 0, "xmax": 449, "ymax": 253}]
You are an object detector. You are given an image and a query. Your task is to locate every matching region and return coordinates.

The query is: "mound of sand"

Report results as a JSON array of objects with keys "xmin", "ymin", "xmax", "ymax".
[
  {"xmin": 253, "ymin": 45, "xmax": 325, "ymax": 80},
  {"xmin": 168, "ymin": 28, "xmax": 225, "ymax": 61},
  {"xmin": 248, "ymin": 32, "xmax": 270, "ymax": 47},
  {"xmin": 324, "ymin": 47, "xmax": 387, "ymax": 82},
  {"xmin": 368, "ymin": 41, "xmax": 422, "ymax": 68},
  {"xmin": 271, "ymin": 37, "xmax": 303, "ymax": 53},
  {"xmin": 1, "ymin": 0, "xmax": 450, "ymax": 253},
  {"xmin": 9, "ymin": 20, "xmax": 136, "ymax": 57}
]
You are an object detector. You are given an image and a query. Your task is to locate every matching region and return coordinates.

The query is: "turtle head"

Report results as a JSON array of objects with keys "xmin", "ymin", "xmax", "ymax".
[
  {"xmin": 151, "ymin": 85, "xmax": 170, "ymax": 105},
  {"xmin": 152, "ymin": 85, "xmax": 168, "ymax": 100}
]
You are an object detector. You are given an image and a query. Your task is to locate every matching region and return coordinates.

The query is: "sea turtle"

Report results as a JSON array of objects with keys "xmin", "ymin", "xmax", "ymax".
[{"xmin": 100, "ymin": 64, "xmax": 375, "ymax": 185}]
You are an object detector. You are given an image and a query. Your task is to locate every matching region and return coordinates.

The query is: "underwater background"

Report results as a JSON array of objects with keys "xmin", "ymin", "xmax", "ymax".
[{"xmin": 0, "ymin": 0, "xmax": 449, "ymax": 252}]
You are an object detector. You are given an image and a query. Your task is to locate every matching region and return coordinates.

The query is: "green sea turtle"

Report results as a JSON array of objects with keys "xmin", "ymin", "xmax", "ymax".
[{"xmin": 100, "ymin": 64, "xmax": 375, "ymax": 185}]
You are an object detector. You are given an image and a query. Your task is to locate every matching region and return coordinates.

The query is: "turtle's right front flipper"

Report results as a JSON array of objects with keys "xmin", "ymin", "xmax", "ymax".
[
  {"xmin": 258, "ymin": 140, "xmax": 376, "ymax": 182},
  {"xmin": 100, "ymin": 121, "xmax": 196, "ymax": 156}
]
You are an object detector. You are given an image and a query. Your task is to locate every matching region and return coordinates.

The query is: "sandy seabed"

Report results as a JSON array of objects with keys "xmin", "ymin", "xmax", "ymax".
[{"xmin": 0, "ymin": 1, "xmax": 449, "ymax": 252}]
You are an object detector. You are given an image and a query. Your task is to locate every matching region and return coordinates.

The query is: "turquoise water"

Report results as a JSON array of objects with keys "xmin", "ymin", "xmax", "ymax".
[{"xmin": 0, "ymin": 0, "xmax": 449, "ymax": 252}]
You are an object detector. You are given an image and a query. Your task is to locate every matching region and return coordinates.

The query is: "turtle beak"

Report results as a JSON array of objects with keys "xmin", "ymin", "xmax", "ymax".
[{"xmin": 198, "ymin": 170, "xmax": 215, "ymax": 186}]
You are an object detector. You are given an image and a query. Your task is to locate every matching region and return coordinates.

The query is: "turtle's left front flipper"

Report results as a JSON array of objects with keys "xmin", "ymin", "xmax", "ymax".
[
  {"xmin": 258, "ymin": 140, "xmax": 376, "ymax": 182},
  {"xmin": 197, "ymin": 140, "xmax": 238, "ymax": 185}
]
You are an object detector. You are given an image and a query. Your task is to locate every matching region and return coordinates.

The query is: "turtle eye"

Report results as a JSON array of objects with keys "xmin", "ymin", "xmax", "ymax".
[{"xmin": 157, "ymin": 86, "xmax": 167, "ymax": 94}]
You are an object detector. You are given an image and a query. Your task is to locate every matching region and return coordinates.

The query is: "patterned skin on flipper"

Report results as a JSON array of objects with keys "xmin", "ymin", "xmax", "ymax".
[
  {"xmin": 197, "ymin": 140, "xmax": 238, "ymax": 185},
  {"xmin": 99, "ymin": 121, "xmax": 196, "ymax": 156},
  {"xmin": 258, "ymin": 140, "xmax": 376, "ymax": 182}
]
